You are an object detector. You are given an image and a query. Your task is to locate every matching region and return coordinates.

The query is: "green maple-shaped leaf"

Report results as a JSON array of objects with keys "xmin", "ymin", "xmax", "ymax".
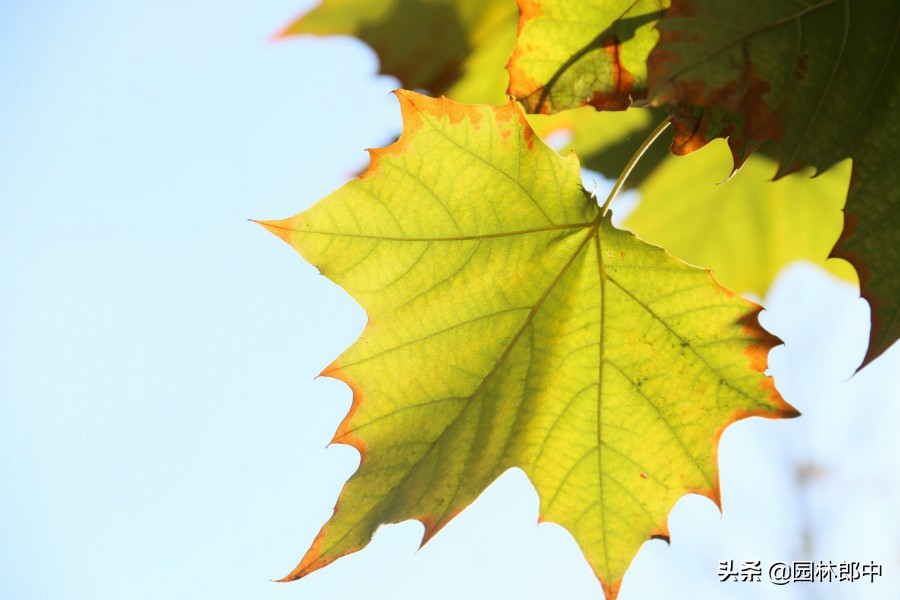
[
  {"xmin": 646, "ymin": 0, "xmax": 900, "ymax": 367},
  {"xmin": 260, "ymin": 91, "xmax": 796, "ymax": 599},
  {"xmin": 507, "ymin": 0, "xmax": 669, "ymax": 114}
]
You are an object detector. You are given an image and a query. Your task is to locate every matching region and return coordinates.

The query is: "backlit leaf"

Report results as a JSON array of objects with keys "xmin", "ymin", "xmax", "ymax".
[
  {"xmin": 259, "ymin": 91, "xmax": 796, "ymax": 599},
  {"xmin": 507, "ymin": 0, "xmax": 669, "ymax": 114},
  {"xmin": 280, "ymin": 0, "xmax": 668, "ymax": 183},
  {"xmin": 647, "ymin": 0, "xmax": 900, "ymax": 366},
  {"xmin": 279, "ymin": 0, "xmax": 516, "ymax": 104},
  {"xmin": 626, "ymin": 140, "xmax": 855, "ymax": 297},
  {"xmin": 528, "ymin": 105, "xmax": 671, "ymax": 189}
]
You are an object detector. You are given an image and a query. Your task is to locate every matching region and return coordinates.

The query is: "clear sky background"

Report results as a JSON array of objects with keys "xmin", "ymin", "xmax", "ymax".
[{"xmin": 1, "ymin": 1, "xmax": 898, "ymax": 599}]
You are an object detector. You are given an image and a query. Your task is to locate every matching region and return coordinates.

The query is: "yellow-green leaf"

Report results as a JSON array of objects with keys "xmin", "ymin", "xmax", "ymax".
[
  {"xmin": 507, "ymin": 0, "xmax": 669, "ymax": 114},
  {"xmin": 259, "ymin": 91, "xmax": 796, "ymax": 598},
  {"xmin": 626, "ymin": 140, "xmax": 855, "ymax": 297}
]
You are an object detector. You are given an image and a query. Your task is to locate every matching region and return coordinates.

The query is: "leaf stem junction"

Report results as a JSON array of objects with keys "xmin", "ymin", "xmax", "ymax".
[{"xmin": 600, "ymin": 117, "xmax": 671, "ymax": 216}]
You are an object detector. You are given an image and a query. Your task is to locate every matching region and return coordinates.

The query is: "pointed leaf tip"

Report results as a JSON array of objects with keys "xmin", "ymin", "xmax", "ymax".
[{"xmin": 253, "ymin": 218, "xmax": 297, "ymax": 247}]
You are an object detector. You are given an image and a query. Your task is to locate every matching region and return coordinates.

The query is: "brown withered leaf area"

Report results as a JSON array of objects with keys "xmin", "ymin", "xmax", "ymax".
[
  {"xmin": 647, "ymin": 0, "xmax": 899, "ymax": 173},
  {"xmin": 648, "ymin": 3, "xmax": 785, "ymax": 166},
  {"xmin": 667, "ymin": 105, "xmax": 761, "ymax": 174},
  {"xmin": 647, "ymin": 0, "xmax": 900, "ymax": 367}
]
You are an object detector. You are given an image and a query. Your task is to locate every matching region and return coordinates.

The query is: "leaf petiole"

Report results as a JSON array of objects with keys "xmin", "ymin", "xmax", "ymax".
[{"xmin": 600, "ymin": 117, "xmax": 671, "ymax": 216}]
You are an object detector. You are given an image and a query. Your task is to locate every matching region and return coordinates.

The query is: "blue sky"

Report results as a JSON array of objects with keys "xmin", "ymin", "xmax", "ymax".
[{"xmin": 1, "ymin": 1, "xmax": 898, "ymax": 599}]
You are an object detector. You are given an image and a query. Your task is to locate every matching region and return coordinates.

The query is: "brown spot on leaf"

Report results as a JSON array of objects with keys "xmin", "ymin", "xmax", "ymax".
[
  {"xmin": 735, "ymin": 65, "xmax": 782, "ymax": 142},
  {"xmin": 651, "ymin": 7, "xmax": 783, "ymax": 169},
  {"xmin": 506, "ymin": 0, "xmax": 546, "ymax": 112},
  {"xmin": 495, "ymin": 96, "xmax": 537, "ymax": 149},
  {"xmin": 666, "ymin": 0, "xmax": 697, "ymax": 18},
  {"xmin": 588, "ymin": 36, "xmax": 636, "ymax": 111},
  {"xmin": 516, "ymin": 101, "xmax": 537, "ymax": 149},
  {"xmin": 667, "ymin": 101, "xmax": 764, "ymax": 172},
  {"xmin": 670, "ymin": 108, "xmax": 714, "ymax": 155},
  {"xmin": 512, "ymin": 4, "xmax": 663, "ymax": 113}
]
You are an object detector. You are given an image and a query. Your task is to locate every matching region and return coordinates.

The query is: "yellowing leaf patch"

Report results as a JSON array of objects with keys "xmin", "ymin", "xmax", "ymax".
[{"xmin": 260, "ymin": 91, "xmax": 797, "ymax": 599}]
